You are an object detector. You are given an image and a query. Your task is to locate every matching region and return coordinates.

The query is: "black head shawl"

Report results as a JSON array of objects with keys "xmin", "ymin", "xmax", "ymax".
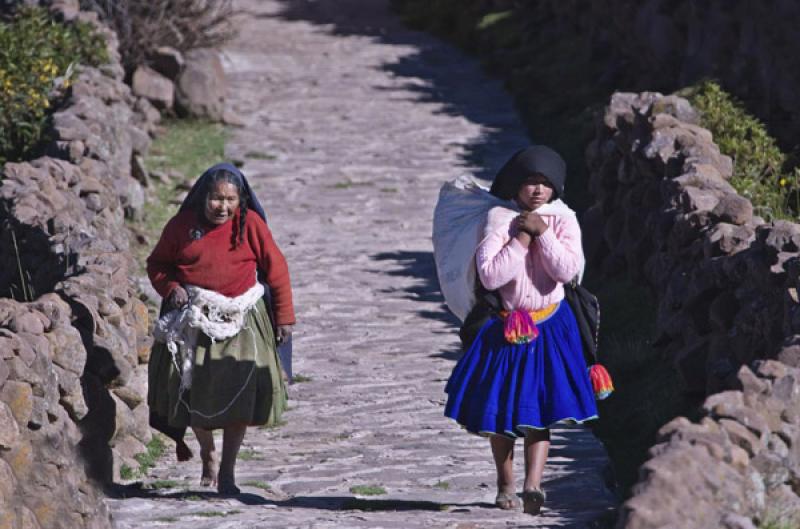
[
  {"xmin": 489, "ymin": 145, "xmax": 567, "ymax": 201},
  {"xmin": 179, "ymin": 162, "xmax": 267, "ymax": 222}
]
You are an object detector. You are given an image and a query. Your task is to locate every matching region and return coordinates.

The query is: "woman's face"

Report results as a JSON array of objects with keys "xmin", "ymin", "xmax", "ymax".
[
  {"xmin": 515, "ymin": 173, "xmax": 554, "ymax": 211},
  {"xmin": 204, "ymin": 180, "xmax": 240, "ymax": 225}
]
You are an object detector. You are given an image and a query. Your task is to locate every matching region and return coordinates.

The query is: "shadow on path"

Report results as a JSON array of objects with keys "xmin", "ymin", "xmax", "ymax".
[
  {"xmin": 265, "ymin": 0, "xmax": 528, "ymax": 182},
  {"xmin": 370, "ymin": 250, "xmax": 464, "ymax": 360},
  {"xmin": 371, "ymin": 250, "xmax": 458, "ymax": 326},
  {"xmin": 112, "ymin": 483, "xmax": 615, "ymax": 526}
]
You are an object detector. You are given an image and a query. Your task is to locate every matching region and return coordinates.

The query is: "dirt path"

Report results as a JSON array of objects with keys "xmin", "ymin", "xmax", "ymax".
[{"xmin": 107, "ymin": 1, "xmax": 615, "ymax": 527}]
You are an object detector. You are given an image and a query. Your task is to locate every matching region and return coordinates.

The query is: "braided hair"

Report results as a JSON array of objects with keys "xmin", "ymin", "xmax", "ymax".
[{"xmin": 196, "ymin": 169, "xmax": 249, "ymax": 247}]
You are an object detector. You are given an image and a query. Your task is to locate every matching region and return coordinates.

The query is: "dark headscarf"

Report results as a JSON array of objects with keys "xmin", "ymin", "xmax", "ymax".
[
  {"xmin": 489, "ymin": 145, "xmax": 567, "ymax": 201},
  {"xmin": 179, "ymin": 162, "xmax": 267, "ymax": 222}
]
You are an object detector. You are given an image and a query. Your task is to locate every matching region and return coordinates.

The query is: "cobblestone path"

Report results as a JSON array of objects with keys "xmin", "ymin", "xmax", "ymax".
[{"xmin": 107, "ymin": 1, "xmax": 616, "ymax": 527}]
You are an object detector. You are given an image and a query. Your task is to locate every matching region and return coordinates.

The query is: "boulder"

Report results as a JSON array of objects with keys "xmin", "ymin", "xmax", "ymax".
[
  {"xmin": 131, "ymin": 65, "xmax": 174, "ymax": 111},
  {"xmin": 175, "ymin": 48, "xmax": 226, "ymax": 121}
]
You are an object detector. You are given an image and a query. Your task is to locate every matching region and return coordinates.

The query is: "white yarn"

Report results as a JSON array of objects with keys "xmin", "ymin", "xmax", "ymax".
[{"xmin": 153, "ymin": 281, "xmax": 265, "ymax": 393}]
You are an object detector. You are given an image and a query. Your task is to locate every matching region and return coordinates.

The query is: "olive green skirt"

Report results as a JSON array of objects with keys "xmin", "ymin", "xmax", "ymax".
[{"xmin": 148, "ymin": 298, "xmax": 287, "ymax": 430}]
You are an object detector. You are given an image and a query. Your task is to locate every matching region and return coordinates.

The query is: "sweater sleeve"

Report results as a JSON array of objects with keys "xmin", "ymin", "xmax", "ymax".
[
  {"xmin": 535, "ymin": 215, "xmax": 583, "ymax": 283},
  {"xmin": 146, "ymin": 215, "xmax": 182, "ymax": 298},
  {"xmin": 249, "ymin": 215, "xmax": 296, "ymax": 326},
  {"xmin": 475, "ymin": 211, "xmax": 528, "ymax": 291}
]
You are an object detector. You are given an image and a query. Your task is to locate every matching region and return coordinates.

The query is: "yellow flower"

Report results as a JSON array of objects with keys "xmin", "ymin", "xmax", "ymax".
[{"xmin": 780, "ymin": 178, "xmax": 788, "ymax": 187}]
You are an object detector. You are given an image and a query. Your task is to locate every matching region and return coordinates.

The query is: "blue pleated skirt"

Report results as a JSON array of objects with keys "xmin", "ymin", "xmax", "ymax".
[{"xmin": 444, "ymin": 301, "xmax": 598, "ymax": 438}]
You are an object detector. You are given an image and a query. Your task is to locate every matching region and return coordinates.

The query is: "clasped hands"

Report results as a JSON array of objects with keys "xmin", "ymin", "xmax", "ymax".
[
  {"xmin": 167, "ymin": 285, "xmax": 294, "ymax": 344},
  {"xmin": 513, "ymin": 211, "xmax": 548, "ymax": 242}
]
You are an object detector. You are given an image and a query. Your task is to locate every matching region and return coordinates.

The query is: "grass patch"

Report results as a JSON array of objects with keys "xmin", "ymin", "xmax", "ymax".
[
  {"xmin": 133, "ymin": 435, "xmax": 167, "ymax": 477},
  {"xmin": 330, "ymin": 179, "xmax": 373, "ymax": 189},
  {"xmin": 245, "ymin": 150, "xmax": 276, "ymax": 160},
  {"xmin": 236, "ymin": 448, "xmax": 264, "ymax": 461},
  {"xmin": 476, "ymin": 10, "xmax": 512, "ymax": 31},
  {"xmin": 432, "ymin": 480, "xmax": 450, "ymax": 490},
  {"xmin": 146, "ymin": 479, "xmax": 182, "ymax": 490},
  {"xmin": 292, "ymin": 373, "xmax": 313, "ymax": 383},
  {"xmin": 154, "ymin": 517, "xmax": 179, "ymax": 523},
  {"xmin": 242, "ymin": 480, "xmax": 272, "ymax": 491},
  {"xmin": 119, "ymin": 464, "xmax": 135, "ymax": 481},
  {"xmin": 349, "ymin": 484, "xmax": 387, "ymax": 496},
  {"xmin": 380, "ymin": 187, "xmax": 398, "ymax": 193}
]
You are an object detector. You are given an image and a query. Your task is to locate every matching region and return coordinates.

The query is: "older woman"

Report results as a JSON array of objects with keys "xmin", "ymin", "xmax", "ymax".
[{"xmin": 147, "ymin": 162, "xmax": 294, "ymax": 494}]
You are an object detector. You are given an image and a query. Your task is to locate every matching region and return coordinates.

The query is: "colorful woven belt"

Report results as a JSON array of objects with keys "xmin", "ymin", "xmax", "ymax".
[{"xmin": 498, "ymin": 303, "xmax": 559, "ymax": 344}]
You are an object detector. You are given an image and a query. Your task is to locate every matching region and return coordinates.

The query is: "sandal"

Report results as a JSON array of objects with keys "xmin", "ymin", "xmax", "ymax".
[
  {"xmin": 522, "ymin": 488, "xmax": 546, "ymax": 515},
  {"xmin": 494, "ymin": 491, "xmax": 519, "ymax": 510}
]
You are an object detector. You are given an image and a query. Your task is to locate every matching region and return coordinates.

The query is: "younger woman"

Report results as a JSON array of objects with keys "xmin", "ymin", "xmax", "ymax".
[
  {"xmin": 147, "ymin": 162, "xmax": 294, "ymax": 495},
  {"xmin": 444, "ymin": 146, "xmax": 598, "ymax": 514}
]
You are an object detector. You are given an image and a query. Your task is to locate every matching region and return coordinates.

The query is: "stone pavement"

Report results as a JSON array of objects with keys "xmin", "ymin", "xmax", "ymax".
[{"xmin": 106, "ymin": 1, "xmax": 616, "ymax": 527}]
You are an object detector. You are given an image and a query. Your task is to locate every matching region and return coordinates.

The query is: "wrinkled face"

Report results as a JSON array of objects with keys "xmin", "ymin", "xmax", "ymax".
[
  {"xmin": 204, "ymin": 181, "xmax": 240, "ymax": 225},
  {"xmin": 516, "ymin": 173, "xmax": 554, "ymax": 211}
]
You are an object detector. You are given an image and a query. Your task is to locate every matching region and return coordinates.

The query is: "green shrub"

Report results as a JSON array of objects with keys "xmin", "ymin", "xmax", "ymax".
[
  {"xmin": 684, "ymin": 80, "xmax": 792, "ymax": 220},
  {"xmin": 0, "ymin": 7, "xmax": 107, "ymax": 164}
]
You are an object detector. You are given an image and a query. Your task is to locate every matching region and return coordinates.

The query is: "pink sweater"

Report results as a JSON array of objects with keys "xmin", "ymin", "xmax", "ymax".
[{"xmin": 476, "ymin": 206, "xmax": 583, "ymax": 312}]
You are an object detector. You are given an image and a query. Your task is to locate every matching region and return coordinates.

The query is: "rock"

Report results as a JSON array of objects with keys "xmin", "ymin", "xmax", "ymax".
[
  {"xmin": 134, "ymin": 97, "xmax": 161, "ymax": 129},
  {"xmin": 129, "ymin": 125, "xmax": 150, "ymax": 157},
  {"xmin": 733, "ymin": 365, "xmax": 768, "ymax": 394},
  {"xmin": 777, "ymin": 342, "xmax": 800, "ymax": 368},
  {"xmin": 149, "ymin": 46, "xmax": 184, "ymax": 81},
  {"xmin": 1, "ymin": 381, "xmax": 34, "ymax": 426},
  {"xmin": 719, "ymin": 418, "xmax": 764, "ymax": 456},
  {"xmin": 755, "ymin": 360, "xmax": 789, "ymax": 380},
  {"xmin": 175, "ymin": 48, "xmax": 226, "ymax": 121},
  {"xmin": 0, "ymin": 401, "xmax": 21, "ymax": 450},
  {"xmin": 131, "ymin": 154, "xmax": 149, "ymax": 188},
  {"xmin": 703, "ymin": 222, "xmax": 754, "ymax": 257},
  {"xmin": 131, "ymin": 66, "xmax": 174, "ymax": 111},
  {"xmin": 712, "ymin": 193, "xmax": 754, "ymax": 225},
  {"xmin": 722, "ymin": 514, "xmax": 757, "ymax": 529},
  {"xmin": 679, "ymin": 186, "xmax": 720, "ymax": 212},
  {"xmin": 651, "ymin": 95, "xmax": 700, "ymax": 124}
]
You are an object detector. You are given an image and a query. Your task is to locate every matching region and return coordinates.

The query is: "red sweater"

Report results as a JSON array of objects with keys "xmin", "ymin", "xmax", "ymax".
[{"xmin": 146, "ymin": 209, "xmax": 295, "ymax": 325}]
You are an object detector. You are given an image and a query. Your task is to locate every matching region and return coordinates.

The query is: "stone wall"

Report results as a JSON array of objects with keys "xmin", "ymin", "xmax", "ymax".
[
  {"xmin": 0, "ymin": 4, "xmax": 160, "ymax": 529},
  {"xmin": 585, "ymin": 92, "xmax": 800, "ymax": 528}
]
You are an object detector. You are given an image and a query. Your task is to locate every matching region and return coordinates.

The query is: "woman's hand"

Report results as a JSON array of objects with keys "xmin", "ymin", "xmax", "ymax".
[
  {"xmin": 168, "ymin": 286, "xmax": 189, "ymax": 309},
  {"xmin": 276, "ymin": 324, "xmax": 293, "ymax": 345},
  {"xmin": 516, "ymin": 211, "xmax": 548, "ymax": 237}
]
